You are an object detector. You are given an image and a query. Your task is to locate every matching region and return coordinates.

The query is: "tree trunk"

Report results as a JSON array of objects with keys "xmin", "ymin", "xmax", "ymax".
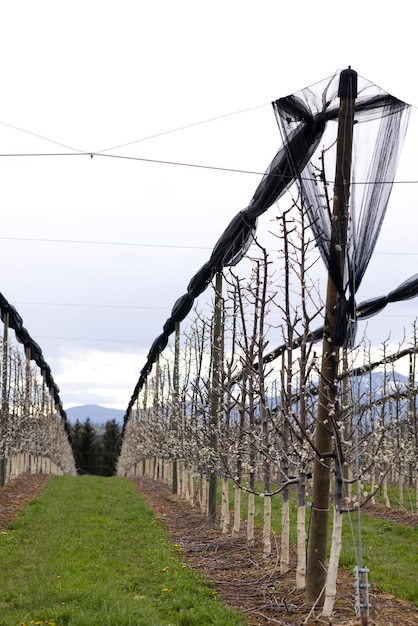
[
  {"xmin": 247, "ymin": 492, "xmax": 255, "ymax": 545},
  {"xmin": 200, "ymin": 473, "xmax": 207, "ymax": 514},
  {"xmin": 232, "ymin": 485, "xmax": 241, "ymax": 537},
  {"xmin": 183, "ymin": 467, "xmax": 191, "ymax": 502},
  {"xmin": 263, "ymin": 496, "xmax": 272, "ymax": 557},
  {"xmin": 347, "ymin": 464, "xmax": 353, "ymax": 503},
  {"xmin": 189, "ymin": 471, "xmax": 195, "ymax": 507},
  {"xmin": 221, "ymin": 476, "xmax": 230, "ymax": 534},
  {"xmin": 177, "ymin": 462, "xmax": 183, "ymax": 496},
  {"xmin": 322, "ymin": 506, "xmax": 343, "ymax": 617},
  {"xmin": 383, "ymin": 473, "xmax": 391, "ymax": 508},
  {"xmin": 280, "ymin": 497, "xmax": 290, "ymax": 574},
  {"xmin": 370, "ymin": 467, "xmax": 376, "ymax": 505},
  {"xmin": 398, "ymin": 472, "xmax": 404, "ymax": 507},
  {"xmin": 416, "ymin": 473, "xmax": 418, "ymax": 515},
  {"xmin": 296, "ymin": 473, "xmax": 307, "ymax": 590}
]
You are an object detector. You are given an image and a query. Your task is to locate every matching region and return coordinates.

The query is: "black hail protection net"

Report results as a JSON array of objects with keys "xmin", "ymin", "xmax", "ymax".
[
  {"xmin": 273, "ymin": 71, "xmax": 410, "ymax": 346},
  {"xmin": 123, "ymin": 70, "xmax": 411, "ymax": 426}
]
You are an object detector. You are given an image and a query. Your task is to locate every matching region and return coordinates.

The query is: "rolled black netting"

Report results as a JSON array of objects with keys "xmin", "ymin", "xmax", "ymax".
[
  {"xmin": 0, "ymin": 292, "xmax": 66, "ymax": 421},
  {"xmin": 123, "ymin": 69, "xmax": 411, "ymax": 430}
]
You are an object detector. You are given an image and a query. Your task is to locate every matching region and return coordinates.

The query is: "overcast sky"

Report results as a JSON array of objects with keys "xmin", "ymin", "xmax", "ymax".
[{"xmin": 1, "ymin": 1, "xmax": 417, "ymax": 410}]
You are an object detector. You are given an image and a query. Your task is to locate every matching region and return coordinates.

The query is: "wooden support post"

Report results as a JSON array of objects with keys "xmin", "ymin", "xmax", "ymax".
[
  {"xmin": 25, "ymin": 346, "xmax": 31, "ymax": 417},
  {"xmin": 172, "ymin": 322, "xmax": 180, "ymax": 494},
  {"xmin": 0, "ymin": 312, "xmax": 9, "ymax": 486},
  {"xmin": 306, "ymin": 67, "xmax": 357, "ymax": 605},
  {"xmin": 208, "ymin": 271, "xmax": 223, "ymax": 520}
]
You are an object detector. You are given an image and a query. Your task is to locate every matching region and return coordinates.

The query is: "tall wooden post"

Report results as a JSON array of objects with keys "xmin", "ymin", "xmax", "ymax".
[
  {"xmin": 172, "ymin": 321, "xmax": 180, "ymax": 494},
  {"xmin": 306, "ymin": 67, "xmax": 357, "ymax": 605},
  {"xmin": 0, "ymin": 312, "xmax": 9, "ymax": 486},
  {"xmin": 408, "ymin": 349, "xmax": 416, "ymax": 487},
  {"xmin": 25, "ymin": 346, "xmax": 32, "ymax": 417},
  {"xmin": 142, "ymin": 378, "xmax": 148, "ymax": 476},
  {"xmin": 208, "ymin": 271, "xmax": 223, "ymax": 520},
  {"xmin": 153, "ymin": 353, "xmax": 160, "ymax": 480}
]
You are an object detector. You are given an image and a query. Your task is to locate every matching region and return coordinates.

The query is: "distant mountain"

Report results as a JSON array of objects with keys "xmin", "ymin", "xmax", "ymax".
[{"xmin": 65, "ymin": 404, "xmax": 125, "ymax": 425}]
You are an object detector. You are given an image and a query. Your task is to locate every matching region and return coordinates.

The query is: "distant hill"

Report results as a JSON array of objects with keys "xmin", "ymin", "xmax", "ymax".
[{"xmin": 65, "ymin": 404, "xmax": 125, "ymax": 425}]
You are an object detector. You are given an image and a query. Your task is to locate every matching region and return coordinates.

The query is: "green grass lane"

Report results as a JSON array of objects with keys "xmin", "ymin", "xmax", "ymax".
[{"xmin": 0, "ymin": 476, "xmax": 245, "ymax": 626}]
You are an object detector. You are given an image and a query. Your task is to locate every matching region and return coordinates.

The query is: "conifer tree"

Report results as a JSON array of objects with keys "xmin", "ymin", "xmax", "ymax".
[
  {"xmin": 72, "ymin": 418, "xmax": 98, "ymax": 474},
  {"xmin": 70, "ymin": 419, "xmax": 84, "ymax": 472},
  {"xmin": 97, "ymin": 419, "xmax": 121, "ymax": 476}
]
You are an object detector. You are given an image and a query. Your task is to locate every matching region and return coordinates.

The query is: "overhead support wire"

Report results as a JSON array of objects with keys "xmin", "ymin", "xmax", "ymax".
[{"xmin": 1, "ymin": 150, "xmax": 418, "ymax": 186}]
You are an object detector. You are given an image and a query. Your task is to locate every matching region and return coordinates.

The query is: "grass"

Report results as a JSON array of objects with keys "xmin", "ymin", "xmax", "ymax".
[
  {"xmin": 370, "ymin": 481, "xmax": 417, "ymax": 511},
  {"xmin": 221, "ymin": 479, "xmax": 418, "ymax": 605},
  {"xmin": 338, "ymin": 514, "xmax": 418, "ymax": 604},
  {"xmin": 0, "ymin": 476, "xmax": 245, "ymax": 626}
]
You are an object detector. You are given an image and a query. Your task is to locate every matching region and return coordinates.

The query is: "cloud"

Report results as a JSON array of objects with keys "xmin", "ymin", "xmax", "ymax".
[{"xmin": 51, "ymin": 348, "xmax": 149, "ymax": 410}]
